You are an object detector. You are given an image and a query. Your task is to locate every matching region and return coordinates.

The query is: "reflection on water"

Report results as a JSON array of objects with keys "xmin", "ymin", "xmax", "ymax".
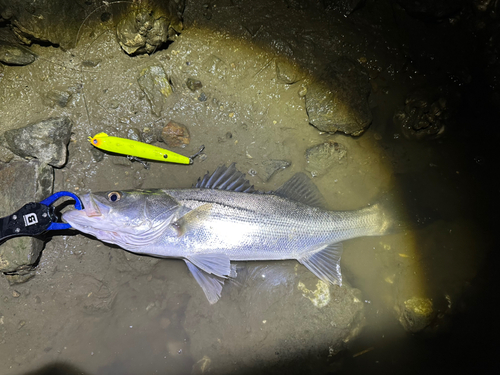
[{"xmin": 0, "ymin": 1, "xmax": 497, "ymax": 374}]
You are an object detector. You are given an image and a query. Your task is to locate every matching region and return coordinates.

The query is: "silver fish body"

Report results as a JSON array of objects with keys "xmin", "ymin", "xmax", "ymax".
[{"xmin": 63, "ymin": 164, "xmax": 390, "ymax": 303}]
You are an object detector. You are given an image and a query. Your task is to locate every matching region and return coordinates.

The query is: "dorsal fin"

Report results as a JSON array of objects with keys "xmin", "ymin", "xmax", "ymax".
[
  {"xmin": 273, "ymin": 173, "xmax": 327, "ymax": 208},
  {"xmin": 194, "ymin": 163, "xmax": 255, "ymax": 193}
]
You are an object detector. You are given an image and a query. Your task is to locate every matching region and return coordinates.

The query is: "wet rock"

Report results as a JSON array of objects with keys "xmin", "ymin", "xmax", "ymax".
[
  {"xmin": 305, "ymin": 57, "xmax": 372, "ymax": 136},
  {"xmin": 3, "ymin": 0, "xmax": 88, "ymax": 49},
  {"xmin": 393, "ymin": 88, "xmax": 453, "ymax": 140},
  {"xmin": 111, "ymin": 155, "xmax": 132, "ymax": 167},
  {"xmin": 140, "ymin": 127, "xmax": 157, "ymax": 144},
  {"xmin": 0, "ymin": 134, "xmax": 16, "ymax": 163},
  {"xmin": 186, "ymin": 78, "xmax": 203, "ymax": 91},
  {"xmin": 275, "ymin": 59, "xmax": 301, "ymax": 84},
  {"xmin": 3, "ymin": 117, "xmax": 73, "ymax": 168},
  {"xmin": 259, "ymin": 160, "xmax": 291, "ymax": 182},
  {"xmin": 161, "ymin": 121, "xmax": 190, "ymax": 148},
  {"xmin": 42, "ymin": 89, "xmax": 72, "ymax": 108},
  {"xmin": 305, "ymin": 141, "xmax": 347, "ymax": 177},
  {"xmin": 0, "ymin": 160, "xmax": 53, "ymax": 278},
  {"xmin": 116, "ymin": 5, "xmax": 182, "ymax": 55},
  {"xmin": 397, "ymin": 297, "xmax": 436, "ymax": 333},
  {"xmin": 198, "ymin": 92, "xmax": 207, "ymax": 102},
  {"xmin": 127, "ymin": 128, "xmax": 142, "ymax": 142},
  {"xmin": 89, "ymin": 146, "xmax": 104, "ymax": 162},
  {"xmin": 138, "ymin": 65, "xmax": 174, "ymax": 116},
  {"xmin": 185, "ymin": 264, "xmax": 365, "ymax": 374},
  {"xmin": 0, "ymin": 41, "xmax": 36, "ymax": 66}
]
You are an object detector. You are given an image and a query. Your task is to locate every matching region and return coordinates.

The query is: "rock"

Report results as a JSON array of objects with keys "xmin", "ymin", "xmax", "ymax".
[
  {"xmin": 161, "ymin": 121, "xmax": 190, "ymax": 148},
  {"xmin": 127, "ymin": 128, "xmax": 142, "ymax": 142},
  {"xmin": 184, "ymin": 264, "xmax": 365, "ymax": 374},
  {"xmin": 0, "ymin": 160, "xmax": 53, "ymax": 278},
  {"xmin": 275, "ymin": 59, "xmax": 301, "ymax": 84},
  {"xmin": 89, "ymin": 145, "xmax": 104, "ymax": 162},
  {"xmin": 396, "ymin": 297, "xmax": 436, "ymax": 333},
  {"xmin": 2, "ymin": 0, "xmax": 89, "ymax": 49},
  {"xmin": 0, "ymin": 41, "xmax": 36, "ymax": 65},
  {"xmin": 305, "ymin": 141, "xmax": 347, "ymax": 177},
  {"xmin": 138, "ymin": 65, "xmax": 174, "ymax": 116},
  {"xmin": 186, "ymin": 78, "xmax": 202, "ymax": 91},
  {"xmin": 116, "ymin": 5, "xmax": 182, "ymax": 55},
  {"xmin": 259, "ymin": 160, "xmax": 291, "ymax": 182},
  {"xmin": 393, "ymin": 88, "xmax": 454, "ymax": 140},
  {"xmin": 3, "ymin": 117, "xmax": 73, "ymax": 168},
  {"xmin": 140, "ymin": 127, "xmax": 157, "ymax": 144},
  {"xmin": 305, "ymin": 56, "xmax": 372, "ymax": 136},
  {"xmin": 42, "ymin": 89, "xmax": 72, "ymax": 108},
  {"xmin": 0, "ymin": 134, "xmax": 16, "ymax": 163}
]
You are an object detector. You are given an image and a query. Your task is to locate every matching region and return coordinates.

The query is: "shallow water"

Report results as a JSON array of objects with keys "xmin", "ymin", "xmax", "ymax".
[{"xmin": 0, "ymin": 1, "xmax": 497, "ymax": 374}]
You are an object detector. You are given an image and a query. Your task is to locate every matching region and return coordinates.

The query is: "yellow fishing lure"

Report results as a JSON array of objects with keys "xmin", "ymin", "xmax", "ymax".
[{"xmin": 89, "ymin": 132, "xmax": 192, "ymax": 165}]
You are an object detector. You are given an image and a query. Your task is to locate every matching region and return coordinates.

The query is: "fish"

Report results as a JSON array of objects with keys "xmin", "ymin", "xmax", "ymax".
[
  {"xmin": 89, "ymin": 132, "xmax": 192, "ymax": 164},
  {"xmin": 62, "ymin": 164, "xmax": 393, "ymax": 304}
]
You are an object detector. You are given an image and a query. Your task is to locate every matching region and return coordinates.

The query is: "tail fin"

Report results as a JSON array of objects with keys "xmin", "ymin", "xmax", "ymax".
[{"xmin": 373, "ymin": 190, "xmax": 438, "ymax": 235}]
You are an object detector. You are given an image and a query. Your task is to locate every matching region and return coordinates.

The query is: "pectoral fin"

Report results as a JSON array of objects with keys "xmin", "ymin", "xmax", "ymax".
[
  {"xmin": 172, "ymin": 203, "xmax": 214, "ymax": 236},
  {"xmin": 297, "ymin": 242, "xmax": 343, "ymax": 285},
  {"xmin": 184, "ymin": 260, "xmax": 225, "ymax": 304}
]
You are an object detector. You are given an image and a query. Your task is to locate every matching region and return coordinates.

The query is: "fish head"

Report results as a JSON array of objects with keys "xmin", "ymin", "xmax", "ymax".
[{"xmin": 62, "ymin": 190, "xmax": 179, "ymax": 248}]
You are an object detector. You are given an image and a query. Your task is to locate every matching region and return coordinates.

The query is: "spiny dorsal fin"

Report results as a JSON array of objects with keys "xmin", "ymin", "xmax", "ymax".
[
  {"xmin": 194, "ymin": 163, "xmax": 255, "ymax": 193},
  {"xmin": 273, "ymin": 172, "xmax": 327, "ymax": 208}
]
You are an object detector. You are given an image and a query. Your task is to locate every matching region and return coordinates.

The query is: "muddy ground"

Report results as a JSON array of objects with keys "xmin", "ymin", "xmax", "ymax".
[{"xmin": 0, "ymin": 1, "xmax": 498, "ymax": 374}]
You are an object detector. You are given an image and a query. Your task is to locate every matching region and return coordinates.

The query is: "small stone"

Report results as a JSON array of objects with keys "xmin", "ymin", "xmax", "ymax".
[
  {"xmin": 141, "ymin": 127, "xmax": 157, "ymax": 144},
  {"xmin": 111, "ymin": 155, "xmax": 133, "ymax": 166},
  {"xmin": 198, "ymin": 92, "xmax": 207, "ymax": 102},
  {"xmin": 260, "ymin": 160, "xmax": 291, "ymax": 181},
  {"xmin": 305, "ymin": 141, "xmax": 347, "ymax": 177},
  {"xmin": 161, "ymin": 121, "xmax": 190, "ymax": 148},
  {"xmin": 90, "ymin": 146, "xmax": 104, "ymax": 162},
  {"xmin": 12, "ymin": 290, "xmax": 21, "ymax": 298},
  {"xmin": 81, "ymin": 59, "xmax": 101, "ymax": 68},
  {"xmin": 43, "ymin": 89, "xmax": 72, "ymax": 108},
  {"xmin": 127, "ymin": 128, "xmax": 142, "ymax": 142},
  {"xmin": 186, "ymin": 78, "xmax": 203, "ymax": 91},
  {"xmin": 276, "ymin": 59, "xmax": 301, "ymax": 84}
]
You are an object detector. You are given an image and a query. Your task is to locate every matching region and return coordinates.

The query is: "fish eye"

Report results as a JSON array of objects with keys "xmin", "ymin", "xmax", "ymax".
[{"xmin": 107, "ymin": 191, "xmax": 122, "ymax": 202}]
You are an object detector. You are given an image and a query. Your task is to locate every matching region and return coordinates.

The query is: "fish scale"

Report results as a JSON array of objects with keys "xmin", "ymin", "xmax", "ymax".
[{"xmin": 63, "ymin": 164, "xmax": 391, "ymax": 304}]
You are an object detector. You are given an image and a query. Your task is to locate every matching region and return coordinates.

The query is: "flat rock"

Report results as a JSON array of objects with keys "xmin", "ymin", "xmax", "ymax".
[
  {"xmin": 3, "ymin": 117, "xmax": 73, "ymax": 168},
  {"xmin": 0, "ymin": 41, "xmax": 37, "ymax": 65},
  {"xmin": 306, "ymin": 56, "xmax": 372, "ymax": 136},
  {"xmin": 138, "ymin": 66, "xmax": 174, "ymax": 116},
  {"xmin": 0, "ymin": 160, "xmax": 53, "ymax": 278},
  {"xmin": 259, "ymin": 159, "xmax": 291, "ymax": 181},
  {"xmin": 305, "ymin": 141, "xmax": 347, "ymax": 177},
  {"xmin": 1, "ymin": 0, "xmax": 87, "ymax": 49}
]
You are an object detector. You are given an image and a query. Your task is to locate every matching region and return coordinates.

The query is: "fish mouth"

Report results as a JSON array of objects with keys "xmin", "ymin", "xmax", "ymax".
[
  {"xmin": 84, "ymin": 193, "xmax": 102, "ymax": 217},
  {"xmin": 62, "ymin": 193, "xmax": 109, "ymax": 227}
]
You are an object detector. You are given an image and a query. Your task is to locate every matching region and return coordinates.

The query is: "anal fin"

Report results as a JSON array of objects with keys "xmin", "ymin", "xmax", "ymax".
[{"xmin": 297, "ymin": 242, "xmax": 343, "ymax": 285}]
